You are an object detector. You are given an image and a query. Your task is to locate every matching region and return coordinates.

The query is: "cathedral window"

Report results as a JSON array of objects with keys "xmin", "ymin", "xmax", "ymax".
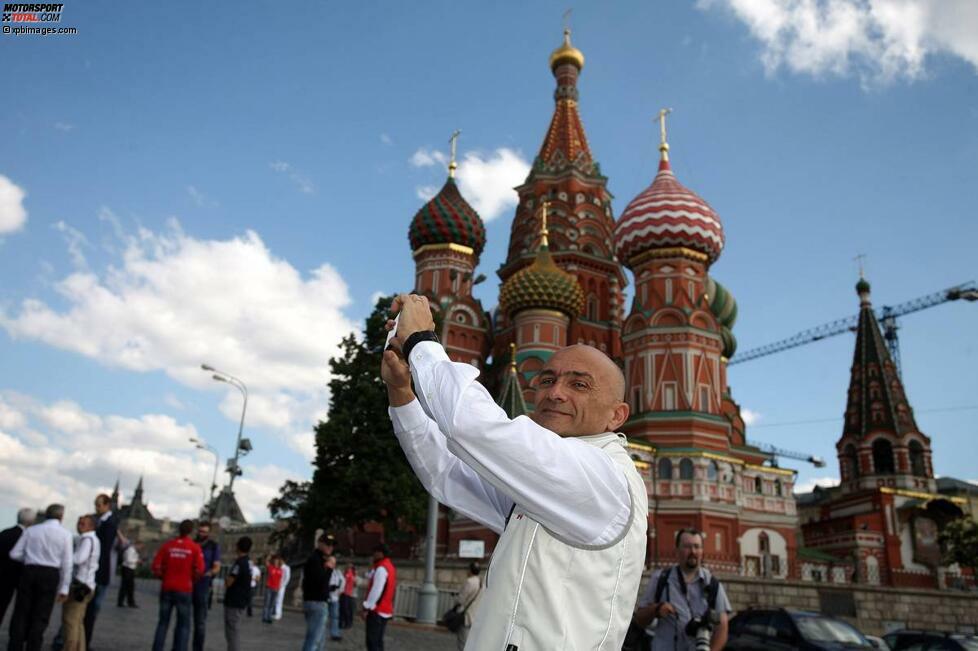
[
  {"xmin": 665, "ymin": 279, "xmax": 673, "ymax": 304},
  {"xmin": 679, "ymin": 458, "xmax": 694, "ymax": 480},
  {"xmin": 533, "ymin": 323, "xmax": 540, "ymax": 343},
  {"xmin": 631, "ymin": 386, "xmax": 642, "ymax": 414},
  {"xmin": 662, "ymin": 383, "xmax": 677, "ymax": 410},
  {"xmin": 706, "ymin": 460, "xmax": 718, "ymax": 481},
  {"xmin": 699, "ymin": 385, "xmax": 711, "ymax": 413},
  {"xmin": 754, "ymin": 476, "xmax": 763, "ymax": 493},
  {"xmin": 432, "ymin": 272, "xmax": 439, "ymax": 293},
  {"xmin": 872, "ymin": 438, "xmax": 895, "ymax": 474},
  {"xmin": 774, "ymin": 479, "xmax": 782, "ymax": 496},
  {"xmin": 909, "ymin": 440, "xmax": 926, "ymax": 477},
  {"xmin": 587, "ymin": 294, "xmax": 599, "ymax": 320},
  {"xmin": 658, "ymin": 457, "xmax": 672, "ymax": 480}
]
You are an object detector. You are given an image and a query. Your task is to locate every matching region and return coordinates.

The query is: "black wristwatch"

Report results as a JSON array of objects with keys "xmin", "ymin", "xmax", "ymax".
[{"xmin": 402, "ymin": 330, "xmax": 440, "ymax": 361}]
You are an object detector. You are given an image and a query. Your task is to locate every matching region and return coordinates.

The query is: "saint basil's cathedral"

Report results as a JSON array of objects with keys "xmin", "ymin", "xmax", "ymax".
[{"xmin": 402, "ymin": 30, "xmax": 962, "ymax": 585}]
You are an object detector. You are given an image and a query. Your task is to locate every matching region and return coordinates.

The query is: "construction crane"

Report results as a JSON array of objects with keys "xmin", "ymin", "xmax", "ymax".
[
  {"xmin": 747, "ymin": 440, "xmax": 826, "ymax": 468},
  {"xmin": 730, "ymin": 281, "xmax": 978, "ymax": 375}
]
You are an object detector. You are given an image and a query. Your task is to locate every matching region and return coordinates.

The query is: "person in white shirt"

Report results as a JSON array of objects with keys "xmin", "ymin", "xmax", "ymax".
[
  {"xmin": 62, "ymin": 514, "xmax": 101, "ymax": 651},
  {"xmin": 116, "ymin": 535, "xmax": 141, "ymax": 608},
  {"xmin": 325, "ymin": 555, "xmax": 346, "ymax": 641},
  {"xmin": 382, "ymin": 294, "xmax": 648, "ymax": 651},
  {"xmin": 7, "ymin": 504, "xmax": 74, "ymax": 651},
  {"xmin": 272, "ymin": 558, "xmax": 291, "ymax": 620},
  {"xmin": 247, "ymin": 560, "xmax": 261, "ymax": 617},
  {"xmin": 454, "ymin": 563, "xmax": 482, "ymax": 650}
]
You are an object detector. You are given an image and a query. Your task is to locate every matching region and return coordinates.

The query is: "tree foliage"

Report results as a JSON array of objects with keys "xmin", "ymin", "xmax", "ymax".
[
  {"xmin": 941, "ymin": 517, "xmax": 978, "ymax": 573},
  {"xmin": 268, "ymin": 296, "xmax": 429, "ymax": 541}
]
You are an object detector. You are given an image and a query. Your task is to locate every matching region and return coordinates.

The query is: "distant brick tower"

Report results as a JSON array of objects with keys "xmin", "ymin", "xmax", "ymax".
[
  {"xmin": 837, "ymin": 276, "xmax": 935, "ymax": 493},
  {"xmin": 493, "ymin": 28, "xmax": 626, "ymax": 391},
  {"xmin": 800, "ymin": 278, "xmax": 961, "ymax": 588},
  {"xmin": 614, "ymin": 115, "xmax": 798, "ymax": 576},
  {"xmin": 408, "ymin": 132, "xmax": 491, "ymax": 369}
]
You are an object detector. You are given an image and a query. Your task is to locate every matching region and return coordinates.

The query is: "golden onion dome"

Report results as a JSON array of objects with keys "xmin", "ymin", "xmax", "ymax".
[
  {"xmin": 499, "ymin": 247, "xmax": 583, "ymax": 319},
  {"xmin": 549, "ymin": 28, "xmax": 584, "ymax": 72}
]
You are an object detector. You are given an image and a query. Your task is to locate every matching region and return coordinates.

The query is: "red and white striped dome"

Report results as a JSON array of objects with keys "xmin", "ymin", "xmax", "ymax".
[{"xmin": 614, "ymin": 159, "xmax": 724, "ymax": 267}]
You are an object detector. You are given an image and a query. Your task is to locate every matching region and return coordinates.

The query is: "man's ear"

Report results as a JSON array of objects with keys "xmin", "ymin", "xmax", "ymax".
[{"xmin": 607, "ymin": 401, "xmax": 630, "ymax": 432}]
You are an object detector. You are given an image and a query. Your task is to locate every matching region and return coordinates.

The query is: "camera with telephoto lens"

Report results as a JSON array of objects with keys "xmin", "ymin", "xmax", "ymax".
[{"xmin": 685, "ymin": 615, "xmax": 713, "ymax": 651}]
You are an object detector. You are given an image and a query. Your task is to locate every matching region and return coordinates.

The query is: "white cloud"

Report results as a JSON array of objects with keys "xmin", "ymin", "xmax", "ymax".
[
  {"xmin": 409, "ymin": 148, "xmax": 448, "ymax": 168},
  {"xmin": 415, "ymin": 185, "xmax": 438, "ymax": 201},
  {"xmin": 0, "ymin": 215, "xmax": 357, "ymax": 463},
  {"xmin": 53, "ymin": 220, "xmax": 89, "ymax": 268},
  {"xmin": 0, "ymin": 392, "xmax": 292, "ymax": 523},
  {"xmin": 187, "ymin": 185, "xmax": 216, "ymax": 207},
  {"xmin": 741, "ymin": 408, "xmax": 762, "ymax": 425},
  {"xmin": 455, "ymin": 148, "xmax": 530, "ymax": 221},
  {"xmin": 0, "ymin": 175, "xmax": 28, "ymax": 234},
  {"xmin": 269, "ymin": 161, "xmax": 315, "ymax": 194},
  {"xmin": 698, "ymin": 0, "xmax": 978, "ymax": 84},
  {"xmin": 369, "ymin": 291, "xmax": 386, "ymax": 308},
  {"xmin": 380, "ymin": 133, "xmax": 393, "ymax": 146},
  {"xmin": 54, "ymin": 122, "xmax": 74, "ymax": 132},
  {"xmin": 793, "ymin": 476, "xmax": 840, "ymax": 493}
]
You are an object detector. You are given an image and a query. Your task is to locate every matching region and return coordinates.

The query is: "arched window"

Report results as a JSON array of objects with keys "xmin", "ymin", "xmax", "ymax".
[
  {"xmin": 872, "ymin": 438, "xmax": 895, "ymax": 474},
  {"xmin": 679, "ymin": 458, "xmax": 694, "ymax": 480},
  {"xmin": 844, "ymin": 444, "xmax": 860, "ymax": 479},
  {"xmin": 587, "ymin": 294, "xmax": 599, "ymax": 321},
  {"xmin": 754, "ymin": 476, "xmax": 763, "ymax": 493},
  {"xmin": 706, "ymin": 461, "xmax": 718, "ymax": 481},
  {"xmin": 774, "ymin": 479, "xmax": 782, "ymax": 496},
  {"xmin": 658, "ymin": 457, "xmax": 672, "ymax": 480},
  {"xmin": 909, "ymin": 440, "xmax": 926, "ymax": 477}
]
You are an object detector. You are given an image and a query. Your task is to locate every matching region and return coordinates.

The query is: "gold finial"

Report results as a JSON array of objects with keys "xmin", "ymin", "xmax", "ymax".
[
  {"xmin": 654, "ymin": 108, "xmax": 673, "ymax": 161},
  {"xmin": 854, "ymin": 253, "xmax": 866, "ymax": 279},
  {"xmin": 539, "ymin": 201, "xmax": 550, "ymax": 249},
  {"xmin": 549, "ymin": 13, "xmax": 585, "ymax": 71},
  {"xmin": 562, "ymin": 8, "xmax": 572, "ymax": 32},
  {"xmin": 448, "ymin": 129, "xmax": 461, "ymax": 178},
  {"xmin": 509, "ymin": 342, "xmax": 518, "ymax": 369}
]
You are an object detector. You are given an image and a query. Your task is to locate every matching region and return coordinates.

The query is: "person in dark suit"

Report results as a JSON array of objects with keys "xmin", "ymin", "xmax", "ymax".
[
  {"xmin": 83, "ymin": 494, "xmax": 119, "ymax": 648},
  {"xmin": 0, "ymin": 508, "xmax": 36, "ymax": 626}
]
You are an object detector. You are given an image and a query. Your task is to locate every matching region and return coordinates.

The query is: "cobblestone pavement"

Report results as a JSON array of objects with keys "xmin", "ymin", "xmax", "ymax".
[{"xmin": 0, "ymin": 579, "xmax": 457, "ymax": 651}]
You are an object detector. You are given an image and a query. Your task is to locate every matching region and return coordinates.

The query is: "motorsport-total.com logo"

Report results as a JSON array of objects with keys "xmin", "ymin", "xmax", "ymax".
[{"xmin": 2, "ymin": 3, "xmax": 78, "ymax": 36}]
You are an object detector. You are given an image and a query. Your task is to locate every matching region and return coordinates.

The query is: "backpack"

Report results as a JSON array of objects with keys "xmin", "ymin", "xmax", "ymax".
[{"xmin": 654, "ymin": 566, "xmax": 720, "ymax": 612}]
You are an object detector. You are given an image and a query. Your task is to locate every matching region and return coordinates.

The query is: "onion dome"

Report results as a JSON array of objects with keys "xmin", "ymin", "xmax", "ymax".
[
  {"xmin": 499, "ymin": 205, "xmax": 584, "ymax": 318},
  {"xmin": 706, "ymin": 276, "xmax": 738, "ymax": 359},
  {"xmin": 706, "ymin": 277, "xmax": 738, "ymax": 329},
  {"xmin": 549, "ymin": 28, "xmax": 584, "ymax": 72},
  {"xmin": 408, "ymin": 177, "xmax": 486, "ymax": 257},
  {"xmin": 614, "ymin": 136, "xmax": 724, "ymax": 267}
]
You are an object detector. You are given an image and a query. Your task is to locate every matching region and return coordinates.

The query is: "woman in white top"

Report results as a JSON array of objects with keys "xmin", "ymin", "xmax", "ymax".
[{"xmin": 62, "ymin": 514, "xmax": 100, "ymax": 651}]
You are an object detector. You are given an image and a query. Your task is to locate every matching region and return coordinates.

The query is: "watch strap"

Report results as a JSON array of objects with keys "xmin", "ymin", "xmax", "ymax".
[{"xmin": 402, "ymin": 330, "xmax": 440, "ymax": 361}]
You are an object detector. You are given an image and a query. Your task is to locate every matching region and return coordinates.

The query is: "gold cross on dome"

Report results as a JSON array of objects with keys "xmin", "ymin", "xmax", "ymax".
[
  {"xmin": 448, "ymin": 129, "xmax": 461, "ymax": 178},
  {"xmin": 654, "ymin": 108, "xmax": 672, "ymax": 148},
  {"xmin": 854, "ymin": 253, "xmax": 867, "ymax": 278}
]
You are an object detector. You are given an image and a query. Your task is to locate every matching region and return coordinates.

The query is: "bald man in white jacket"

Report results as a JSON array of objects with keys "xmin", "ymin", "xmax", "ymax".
[{"xmin": 382, "ymin": 294, "xmax": 647, "ymax": 651}]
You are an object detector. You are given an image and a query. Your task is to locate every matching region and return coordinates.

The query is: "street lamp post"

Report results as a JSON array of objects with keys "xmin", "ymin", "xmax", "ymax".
[
  {"xmin": 200, "ymin": 364, "xmax": 249, "ymax": 493},
  {"xmin": 183, "ymin": 478, "xmax": 206, "ymax": 511},
  {"xmin": 189, "ymin": 437, "xmax": 220, "ymax": 515}
]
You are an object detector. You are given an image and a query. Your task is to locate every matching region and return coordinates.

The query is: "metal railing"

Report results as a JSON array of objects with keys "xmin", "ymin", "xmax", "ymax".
[{"xmin": 392, "ymin": 583, "xmax": 459, "ymax": 620}]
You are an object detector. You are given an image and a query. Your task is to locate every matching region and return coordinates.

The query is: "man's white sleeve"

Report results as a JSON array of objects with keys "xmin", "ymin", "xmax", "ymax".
[
  {"xmin": 408, "ymin": 341, "xmax": 631, "ymax": 547},
  {"xmin": 363, "ymin": 566, "xmax": 387, "ymax": 610},
  {"xmin": 59, "ymin": 530, "xmax": 72, "ymax": 595},
  {"xmin": 390, "ymin": 399, "xmax": 512, "ymax": 533}
]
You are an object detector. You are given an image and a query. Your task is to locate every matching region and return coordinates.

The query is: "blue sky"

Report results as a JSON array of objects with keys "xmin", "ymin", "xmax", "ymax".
[{"xmin": 1, "ymin": 1, "xmax": 976, "ymax": 525}]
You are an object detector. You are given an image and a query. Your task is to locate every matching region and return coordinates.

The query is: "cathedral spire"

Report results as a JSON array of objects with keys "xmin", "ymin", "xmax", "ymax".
[
  {"xmin": 535, "ymin": 28, "xmax": 596, "ymax": 177},
  {"xmin": 448, "ymin": 129, "xmax": 460, "ymax": 179},
  {"xmin": 842, "ymin": 276, "xmax": 920, "ymax": 439},
  {"xmin": 654, "ymin": 107, "xmax": 672, "ymax": 165}
]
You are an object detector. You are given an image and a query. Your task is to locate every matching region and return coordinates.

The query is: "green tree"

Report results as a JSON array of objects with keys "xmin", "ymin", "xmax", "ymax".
[
  {"xmin": 268, "ymin": 296, "xmax": 429, "ymax": 542},
  {"xmin": 941, "ymin": 517, "xmax": 978, "ymax": 575}
]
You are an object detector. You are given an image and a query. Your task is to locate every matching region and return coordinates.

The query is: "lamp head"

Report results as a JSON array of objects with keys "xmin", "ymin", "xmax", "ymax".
[{"xmin": 201, "ymin": 364, "xmax": 214, "ymax": 372}]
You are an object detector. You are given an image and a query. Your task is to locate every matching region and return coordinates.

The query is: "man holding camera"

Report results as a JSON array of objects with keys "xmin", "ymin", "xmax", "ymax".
[
  {"xmin": 633, "ymin": 528, "xmax": 731, "ymax": 651},
  {"xmin": 382, "ymin": 293, "xmax": 647, "ymax": 650}
]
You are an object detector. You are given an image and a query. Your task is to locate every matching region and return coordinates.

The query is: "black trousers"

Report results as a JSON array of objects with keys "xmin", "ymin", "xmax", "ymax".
[
  {"xmin": 338, "ymin": 594, "xmax": 354, "ymax": 628},
  {"xmin": 0, "ymin": 571, "xmax": 20, "ymax": 628},
  {"xmin": 6, "ymin": 565, "xmax": 60, "ymax": 651},
  {"xmin": 365, "ymin": 612, "xmax": 388, "ymax": 651},
  {"xmin": 117, "ymin": 567, "xmax": 136, "ymax": 606}
]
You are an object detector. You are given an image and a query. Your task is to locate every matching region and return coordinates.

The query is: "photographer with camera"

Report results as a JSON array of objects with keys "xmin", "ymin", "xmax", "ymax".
[{"xmin": 632, "ymin": 528, "xmax": 730, "ymax": 651}]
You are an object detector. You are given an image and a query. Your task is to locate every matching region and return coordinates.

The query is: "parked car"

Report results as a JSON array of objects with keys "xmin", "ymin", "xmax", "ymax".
[
  {"xmin": 726, "ymin": 608, "xmax": 874, "ymax": 650},
  {"xmin": 865, "ymin": 634, "xmax": 891, "ymax": 650},
  {"xmin": 883, "ymin": 629, "xmax": 978, "ymax": 651}
]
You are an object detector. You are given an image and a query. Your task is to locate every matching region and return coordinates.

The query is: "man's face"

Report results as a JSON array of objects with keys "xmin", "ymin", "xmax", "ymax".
[
  {"xmin": 372, "ymin": 551, "xmax": 383, "ymax": 562},
  {"xmin": 530, "ymin": 346, "xmax": 627, "ymax": 437},
  {"xmin": 197, "ymin": 526, "xmax": 210, "ymax": 541},
  {"xmin": 677, "ymin": 532, "xmax": 704, "ymax": 570},
  {"xmin": 77, "ymin": 517, "xmax": 93, "ymax": 534},
  {"xmin": 94, "ymin": 498, "xmax": 108, "ymax": 515}
]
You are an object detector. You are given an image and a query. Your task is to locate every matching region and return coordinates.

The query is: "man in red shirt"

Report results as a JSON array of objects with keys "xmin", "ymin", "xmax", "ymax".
[
  {"xmin": 261, "ymin": 555, "xmax": 283, "ymax": 623},
  {"xmin": 151, "ymin": 520, "xmax": 204, "ymax": 651}
]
